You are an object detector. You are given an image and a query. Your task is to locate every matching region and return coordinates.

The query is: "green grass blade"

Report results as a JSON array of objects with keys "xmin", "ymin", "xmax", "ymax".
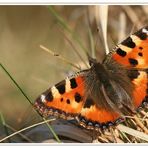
[
  {"xmin": 0, "ymin": 63, "xmax": 61, "ymax": 143},
  {"xmin": 0, "ymin": 112, "xmax": 11, "ymax": 143},
  {"xmin": 0, "ymin": 63, "xmax": 33, "ymax": 106}
]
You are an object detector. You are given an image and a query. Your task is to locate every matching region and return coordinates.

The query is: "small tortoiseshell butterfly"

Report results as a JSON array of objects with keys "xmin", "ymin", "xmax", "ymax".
[{"xmin": 34, "ymin": 26, "xmax": 148, "ymax": 131}]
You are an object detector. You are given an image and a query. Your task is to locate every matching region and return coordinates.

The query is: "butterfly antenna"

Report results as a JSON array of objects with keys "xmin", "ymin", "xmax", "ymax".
[{"xmin": 40, "ymin": 45, "xmax": 81, "ymax": 70}]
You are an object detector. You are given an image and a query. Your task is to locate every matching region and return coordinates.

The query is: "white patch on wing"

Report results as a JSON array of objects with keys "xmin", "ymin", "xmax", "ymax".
[
  {"xmin": 65, "ymin": 77, "xmax": 72, "ymax": 92},
  {"xmin": 40, "ymin": 94, "xmax": 46, "ymax": 103},
  {"xmin": 51, "ymin": 86, "xmax": 61, "ymax": 98},
  {"xmin": 142, "ymin": 28, "xmax": 148, "ymax": 35},
  {"xmin": 118, "ymin": 44, "xmax": 132, "ymax": 53},
  {"xmin": 131, "ymin": 35, "xmax": 141, "ymax": 45}
]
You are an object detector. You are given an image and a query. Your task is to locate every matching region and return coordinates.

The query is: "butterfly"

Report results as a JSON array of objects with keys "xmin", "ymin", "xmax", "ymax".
[{"xmin": 34, "ymin": 26, "xmax": 148, "ymax": 131}]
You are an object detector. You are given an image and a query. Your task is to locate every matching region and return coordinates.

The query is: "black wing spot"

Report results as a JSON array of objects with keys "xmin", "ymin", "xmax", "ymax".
[
  {"xmin": 60, "ymin": 98, "xmax": 64, "ymax": 102},
  {"xmin": 84, "ymin": 98, "xmax": 94, "ymax": 108},
  {"xmin": 66, "ymin": 99, "xmax": 70, "ymax": 104},
  {"xmin": 138, "ymin": 52, "xmax": 143, "ymax": 57},
  {"xmin": 56, "ymin": 80, "xmax": 66, "ymax": 94},
  {"xmin": 46, "ymin": 91, "xmax": 54, "ymax": 102},
  {"xmin": 121, "ymin": 37, "xmax": 136, "ymax": 48},
  {"xmin": 128, "ymin": 70, "xmax": 140, "ymax": 81},
  {"xmin": 135, "ymin": 29, "xmax": 147, "ymax": 40},
  {"xmin": 139, "ymin": 46, "xmax": 143, "ymax": 50},
  {"xmin": 116, "ymin": 48, "xmax": 127, "ymax": 57},
  {"xmin": 146, "ymin": 89, "xmax": 148, "ymax": 94},
  {"xmin": 74, "ymin": 92, "xmax": 82, "ymax": 103},
  {"xmin": 70, "ymin": 78, "xmax": 77, "ymax": 89},
  {"xmin": 128, "ymin": 58, "xmax": 138, "ymax": 66}
]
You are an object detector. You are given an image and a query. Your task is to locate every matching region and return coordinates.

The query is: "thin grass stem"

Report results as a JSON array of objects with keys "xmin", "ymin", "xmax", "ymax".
[
  {"xmin": 0, "ymin": 118, "xmax": 56, "ymax": 143},
  {"xmin": 0, "ymin": 63, "xmax": 61, "ymax": 143}
]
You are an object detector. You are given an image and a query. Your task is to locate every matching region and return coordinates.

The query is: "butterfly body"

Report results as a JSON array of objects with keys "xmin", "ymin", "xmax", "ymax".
[{"xmin": 34, "ymin": 26, "xmax": 148, "ymax": 131}]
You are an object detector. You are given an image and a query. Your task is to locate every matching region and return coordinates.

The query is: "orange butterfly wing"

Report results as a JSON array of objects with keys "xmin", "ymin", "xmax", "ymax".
[
  {"xmin": 112, "ymin": 26, "xmax": 148, "ymax": 109},
  {"xmin": 112, "ymin": 26, "xmax": 148, "ymax": 68},
  {"xmin": 132, "ymin": 71, "xmax": 148, "ymax": 108},
  {"xmin": 34, "ymin": 74, "xmax": 122, "ymax": 129},
  {"xmin": 34, "ymin": 75, "xmax": 86, "ymax": 119},
  {"xmin": 77, "ymin": 104, "xmax": 121, "ymax": 130}
]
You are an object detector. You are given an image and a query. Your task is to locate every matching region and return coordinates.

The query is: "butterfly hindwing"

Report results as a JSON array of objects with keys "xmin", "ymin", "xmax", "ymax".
[
  {"xmin": 77, "ymin": 102, "xmax": 121, "ymax": 130},
  {"xmin": 112, "ymin": 26, "xmax": 148, "ymax": 68},
  {"xmin": 128, "ymin": 70, "xmax": 148, "ymax": 108},
  {"xmin": 75, "ymin": 69, "xmax": 148, "ymax": 130}
]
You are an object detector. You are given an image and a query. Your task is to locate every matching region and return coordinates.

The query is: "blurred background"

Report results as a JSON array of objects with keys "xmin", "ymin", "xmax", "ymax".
[{"xmin": 0, "ymin": 5, "xmax": 147, "ymax": 141}]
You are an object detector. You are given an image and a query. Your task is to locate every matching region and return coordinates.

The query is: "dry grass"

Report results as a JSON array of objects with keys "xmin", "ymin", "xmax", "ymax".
[{"xmin": 0, "ymin": 5, "xmax": 147, "ymax": 143}]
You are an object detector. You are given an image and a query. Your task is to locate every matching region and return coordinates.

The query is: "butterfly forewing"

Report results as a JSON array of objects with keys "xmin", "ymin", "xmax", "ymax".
[
  {"xmin": 112, "ymin": 26, "xmax": 148, "ymax": 69},
  {"xmin": 34, "ymin": 75, "xmax": 87, "ymax": 119}
]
